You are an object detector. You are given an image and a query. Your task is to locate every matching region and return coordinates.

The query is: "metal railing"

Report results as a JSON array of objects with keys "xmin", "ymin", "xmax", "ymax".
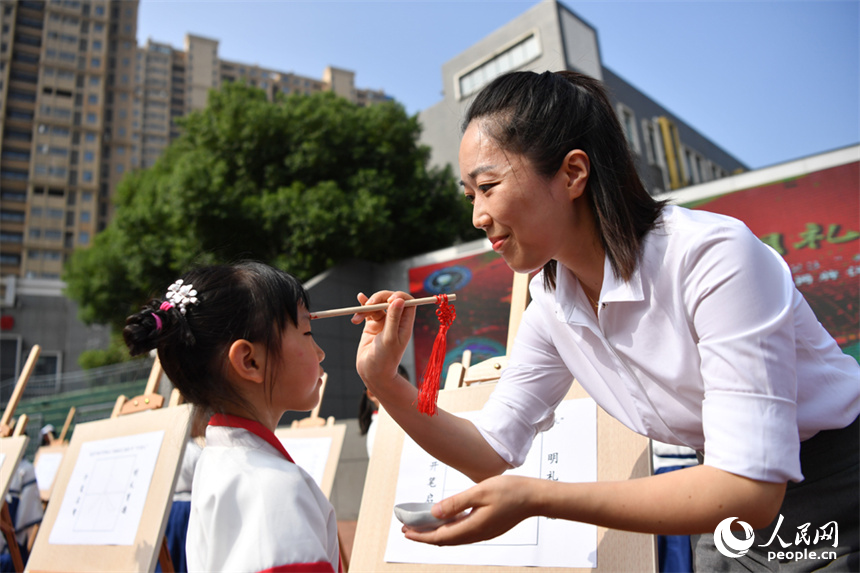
[{"xmin": 0, "ymin": 358, "xmax": 155, "ymax": 404}]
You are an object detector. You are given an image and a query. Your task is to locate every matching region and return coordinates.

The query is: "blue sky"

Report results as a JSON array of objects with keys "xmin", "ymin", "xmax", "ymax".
[{"xmin": 137, "ymin": 0, "xmax": 859, "ymax": 170}]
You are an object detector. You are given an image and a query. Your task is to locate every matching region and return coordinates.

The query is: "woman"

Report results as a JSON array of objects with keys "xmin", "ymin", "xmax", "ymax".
[{"xmin": 354, "ymin": 70, "xmax": 859, "ymax": 571}]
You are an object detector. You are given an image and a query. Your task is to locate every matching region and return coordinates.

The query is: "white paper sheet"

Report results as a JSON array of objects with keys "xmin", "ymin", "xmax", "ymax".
[
  {"xmin": 49, "ymin": 430, "xmax": 165, "ymax": 546},
  {"xmin": 279, "ymin": 436, "xmax": 332, "ymax": 489},
  {"xmin": 384, "ymin": 398, "xmax": 598, "ymax": 568},
  {"xmin": 35, "ymin": 452, "xmax": 64, "ymax": 491}
]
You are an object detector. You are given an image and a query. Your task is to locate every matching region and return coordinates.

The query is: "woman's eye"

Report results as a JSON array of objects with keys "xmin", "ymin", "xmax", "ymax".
[{"xmin": 478, "ymin": 183, "xmax": 496, "ymax": 192}]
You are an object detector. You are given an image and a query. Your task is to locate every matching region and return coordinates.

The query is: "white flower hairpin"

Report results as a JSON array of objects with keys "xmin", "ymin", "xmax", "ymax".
[{"xmin": 164, "ymin": 279, "xmax": 199, "ymax": 315}]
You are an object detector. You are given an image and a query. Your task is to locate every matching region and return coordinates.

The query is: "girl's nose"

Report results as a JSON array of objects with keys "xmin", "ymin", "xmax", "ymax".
[{"xmin": 315, "ymin": 341, "xmax": 325, "ymax": 362}]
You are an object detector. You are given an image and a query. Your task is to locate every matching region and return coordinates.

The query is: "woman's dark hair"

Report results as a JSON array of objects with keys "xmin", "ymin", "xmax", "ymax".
[
  {"xmin": 123, "ymin": 261, "xmax": 310, "ymax": 417},
  {"xmin": 463, "ymin": 70, "xmax": 667, "ymax": 288},
  {"xmin": 358, "ymin": 364, "xmax": 408, "ymax": 435}
]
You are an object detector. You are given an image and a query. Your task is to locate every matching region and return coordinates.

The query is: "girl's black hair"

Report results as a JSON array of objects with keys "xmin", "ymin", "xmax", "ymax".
[
  {"xmin": 463, "ymin": 70, "xmax": 667, "ymax": 288},
  {"xmin": 123, "ymin": 261, "xmax": 310, "ymax": 417}
]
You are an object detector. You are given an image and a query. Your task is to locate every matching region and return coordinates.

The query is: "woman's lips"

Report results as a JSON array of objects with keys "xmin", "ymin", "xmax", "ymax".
[{"xmin": 488, "ymin": 235, "xmax": 507, "ymax": 252}]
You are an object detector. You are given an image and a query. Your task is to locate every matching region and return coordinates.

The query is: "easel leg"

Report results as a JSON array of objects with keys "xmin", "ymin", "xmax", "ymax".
[
  {"xmin": 158, "ymin": 536, "xmax": 175, "ymax": 573},
  {"xmin": 1, "ymin": 503, "xmax": 24, "ymax": 573}
]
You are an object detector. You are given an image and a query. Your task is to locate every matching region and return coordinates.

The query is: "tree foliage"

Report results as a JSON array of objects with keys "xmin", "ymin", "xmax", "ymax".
[{"xmin": 65, "ymin": 83, "xmax": 478, "ymax": 331}]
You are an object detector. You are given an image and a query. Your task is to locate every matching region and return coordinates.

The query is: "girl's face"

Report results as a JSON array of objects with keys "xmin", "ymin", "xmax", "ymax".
[
  {"xmin": 270, "ymin": 304, "xmax": 326, "ymax": 413},
  {"xmin": 459, "ymin": 122, "xmax": 581, "ymax": 274}
]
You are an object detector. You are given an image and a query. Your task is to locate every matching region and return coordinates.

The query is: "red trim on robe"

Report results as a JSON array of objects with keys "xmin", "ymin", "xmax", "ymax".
[
  {"xmin": 258, "ymin": 560, "xmax": 335, "ymax": 572},
  {"xmin": 208, "ymin": 414, "xmax": 295, "ymax": 463}
]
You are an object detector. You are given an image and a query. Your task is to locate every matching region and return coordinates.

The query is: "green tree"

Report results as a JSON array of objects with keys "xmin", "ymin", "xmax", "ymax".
[{"xmin": 65, "ymin": 83, "xmax": 477, "ymax": 337}]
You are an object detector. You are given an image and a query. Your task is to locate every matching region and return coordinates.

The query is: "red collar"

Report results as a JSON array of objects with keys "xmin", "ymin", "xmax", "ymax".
[{"xmin": 208, "ymin": 413, "xmax": 295, "ymax": 464}]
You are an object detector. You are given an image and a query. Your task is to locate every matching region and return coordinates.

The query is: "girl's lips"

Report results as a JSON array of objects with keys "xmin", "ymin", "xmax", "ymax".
[{"xmin": 488, "ymin": 236, "xmax": 507, "ymax": 252}]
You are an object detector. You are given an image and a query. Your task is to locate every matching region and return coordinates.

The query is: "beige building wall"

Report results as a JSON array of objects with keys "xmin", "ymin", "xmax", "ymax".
[
  {"xmin": 0, "ymin": 0, "xmax": 138, "ymax": 279},
  {"xmin": 185, "ymin": 33, "xmax": 218, "ymax": 111}
]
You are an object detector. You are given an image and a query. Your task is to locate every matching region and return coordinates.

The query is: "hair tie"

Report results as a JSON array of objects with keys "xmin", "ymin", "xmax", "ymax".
[
  {"xmin": 160, "ymin": 301, "xmax": 174, "ymax": 311},
  {"xmin": 151, "ymin": 313, "xmax": 163, "ymax": 332}
]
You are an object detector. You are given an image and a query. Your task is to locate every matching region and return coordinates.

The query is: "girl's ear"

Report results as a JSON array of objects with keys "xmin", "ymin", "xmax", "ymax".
[
  {"xmin": 559, "ymin": 149, "xmax": 590, "ymax": 201},
  {"xmin": 227, "ymin": 339, "xmax": 265, "ymax": 385}
]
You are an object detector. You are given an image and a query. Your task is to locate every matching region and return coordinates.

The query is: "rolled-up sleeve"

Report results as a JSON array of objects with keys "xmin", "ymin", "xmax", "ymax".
[{"xmin": 686, "ymin": 220, "xmax": 802, "ymax": 482}]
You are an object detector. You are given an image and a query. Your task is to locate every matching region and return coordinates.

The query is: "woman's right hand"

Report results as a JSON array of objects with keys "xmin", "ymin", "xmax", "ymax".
[{"xmin": 353, "ymin": 291, "xmax": 416, "ymax": 398}]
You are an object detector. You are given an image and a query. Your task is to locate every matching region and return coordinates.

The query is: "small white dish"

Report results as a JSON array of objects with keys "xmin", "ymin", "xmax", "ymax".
[{"xmin": 393, "ymin": 502, "xmax": 458, "ymax": 531}]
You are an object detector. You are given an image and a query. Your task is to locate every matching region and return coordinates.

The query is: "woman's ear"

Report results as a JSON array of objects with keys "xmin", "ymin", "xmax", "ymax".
[
  {"xmin": 559, "ymin": 149, "xmax": 590, "ymax": 200},
  {"xmin": 227, "ymin": 339, "xmax": 265, "ymax": 385}
]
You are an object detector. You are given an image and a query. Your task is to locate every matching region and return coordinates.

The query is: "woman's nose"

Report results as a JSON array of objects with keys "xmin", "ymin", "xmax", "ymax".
[{"xmin": 472, "ymin": 198, "xmax": 491, "ymax": 229}]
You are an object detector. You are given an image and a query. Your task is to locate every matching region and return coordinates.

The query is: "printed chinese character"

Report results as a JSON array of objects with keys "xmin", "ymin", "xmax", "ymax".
[
  {"xmin": 794, "ymin": 224, "xmax": 826, "ymax": 250},
  {"xmin": 426, "ymin": 493, "xmax": 434, "ymax": 504},
  {"xmin": 547, "ymin": 452, "xmax": 559, "ymax": 465},
  {"xmin": 546, "ymin": 470, "xmax": 558, "ymax": 481},
  {"xmin": 814, "ymin": 521, "xmax": 839, "ymax": 548},
  {"xmin": 760, "ymin": 233, "xmax": 787, "ymax": 255},
  {"xmin": 795, "ymin": 523, "xmax": 812, "ymax": 546},
  {"xmin": 794, "ymin": 274, "xmax": 814, "ymax": 287},
  {"xmin": 758, "ymin": 514, "xmax": 792, "ymax": 549},
  {"xmin": 825, "ymin": 224, "xmax": 860, "ymax": 244},
  {"xmin": 428, "ymin": 477, "xmax": 436, "ymax": 488},
  {"xmin": 429, "ymin": 461, "xmax": 438, "ymax": 471}
]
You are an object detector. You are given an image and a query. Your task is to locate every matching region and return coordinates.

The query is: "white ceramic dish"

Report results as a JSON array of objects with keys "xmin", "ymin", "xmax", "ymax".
[{"xmin": 393, "ymin": 502, "xmax": 458, "ymax": 531}]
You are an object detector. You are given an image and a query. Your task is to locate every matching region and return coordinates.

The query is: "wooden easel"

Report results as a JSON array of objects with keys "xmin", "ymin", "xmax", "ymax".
[
  {"xmin": 111, "ymin": 357, "xmax": 166, "ymax": 418},
  {"xmin": 0, "ymin": 344, "xmax": 40, "ymax": 573},
  {"xmin": 351, "ymin": 381, "xmax": 655, "ymax": 572},
  {"xmin": 33, "ymin": 410, "xmax": 74, "ymax": 506},
  {"xmin": 25, "ymin": 358, "xmax": 192, "ymax": 573}
]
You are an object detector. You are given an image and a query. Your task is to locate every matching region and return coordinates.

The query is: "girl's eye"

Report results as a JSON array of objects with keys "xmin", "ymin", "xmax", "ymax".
[
  {"xmin": 304, "ymin": 331, "xmax": 314, "ymax": 337},
  {"xmin": 478, "ymin": 183, "xmax": 496, "ymax": 192},
  {"xmin": 464, "ymin": 193, "xmax": 475, "ymax": 204}
]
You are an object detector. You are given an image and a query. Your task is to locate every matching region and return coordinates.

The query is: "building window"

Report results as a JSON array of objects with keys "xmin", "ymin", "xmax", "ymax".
[
  {"xmin": 457, "ymin": 32, "xmax": 541, "ymax": 99},
  {"xmin": 617, "ymin": 103, "xmax": 640, "ymax": 155},
  {"xmin": 0, "ymin": 232, "xmax": 23, "ymax": 243},
  {"xmin": 79, "ymin": 231, "xmax": 90, "ymax": 244}
]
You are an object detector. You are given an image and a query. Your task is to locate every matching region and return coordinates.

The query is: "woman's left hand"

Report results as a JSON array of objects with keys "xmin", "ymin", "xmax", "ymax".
[{"xmin": 403, "ymin": 475, "xmax": 538, "ymax": 546}]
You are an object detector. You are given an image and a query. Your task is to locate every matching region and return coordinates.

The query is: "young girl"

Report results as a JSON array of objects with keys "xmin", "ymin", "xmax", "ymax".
[
  {"xmin": 354, "ymin": 71, "xmax": 859, "ymax": 571},
  {"xmin": 124, "ymin": 261, "xmax": 340, "ymax": 573}
]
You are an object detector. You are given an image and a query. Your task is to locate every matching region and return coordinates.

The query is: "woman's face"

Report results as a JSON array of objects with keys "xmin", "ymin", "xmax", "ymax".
[{"xmin": 459, "ymin": 122, "xmax": 581, "ymax": 274}]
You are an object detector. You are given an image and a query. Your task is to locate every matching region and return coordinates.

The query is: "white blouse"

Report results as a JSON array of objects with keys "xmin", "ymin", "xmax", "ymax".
[{"xmin": 474, "ymin": 205, "xmax": 859, "ymax": 483}]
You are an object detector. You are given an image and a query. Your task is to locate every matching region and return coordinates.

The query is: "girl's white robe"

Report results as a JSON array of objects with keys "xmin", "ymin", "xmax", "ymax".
[{"xmin": 186, "ymin": 417, "xmax": 340, "ymax": 572}]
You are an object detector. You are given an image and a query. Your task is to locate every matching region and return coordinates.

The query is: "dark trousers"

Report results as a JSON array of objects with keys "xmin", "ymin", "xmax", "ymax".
[{"xmin": 692, "ymin": 416, "xmax": 859, "ymax": 572}]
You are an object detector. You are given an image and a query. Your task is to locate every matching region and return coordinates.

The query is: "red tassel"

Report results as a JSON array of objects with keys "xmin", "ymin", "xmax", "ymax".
[{"xmin": 417, "ymin": 294, "xmax": 456, "ymax": 416}]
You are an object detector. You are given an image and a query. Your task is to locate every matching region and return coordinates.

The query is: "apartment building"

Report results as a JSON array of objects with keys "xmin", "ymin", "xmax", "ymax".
[
  {"xmin": 135, "ymin": 34, "xmax": 392, "ymax": 170},
  {"xmin": 0, "ymin": 2, "xmax": 392, "ymax": 280},
  {"xmin": 1, "ymin": 0, "xmax": 138, "ymax": 280},
  {"xmin": 418, "ymin": 0, "xmax": 747, "ymax": 195}
]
